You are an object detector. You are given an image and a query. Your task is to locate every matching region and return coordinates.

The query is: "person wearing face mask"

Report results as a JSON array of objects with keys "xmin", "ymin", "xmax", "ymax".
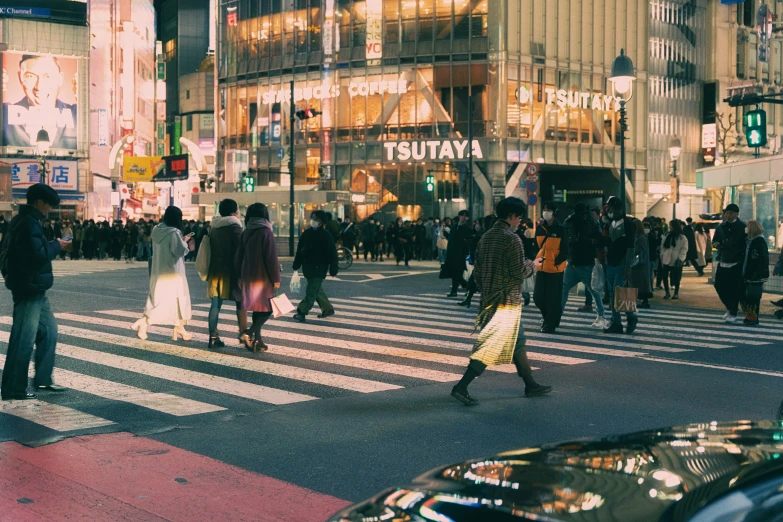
[
  {"xmin": 534, "ymin": 202, "xmax": 569, "ymax": 333},
  {"xmin": 712, "ymin": 204, "xmax": 747, "ymax": 324},
  {"xmin": 601, "ymin": 196, "xmax": 639, "ymax": 334},
  {"xmin": 450, "ymin": 197, "xmax": 551, "ymax": 406},
  {"xmin": 443, "ymin": 210, "xmax": 474, "ymax": 297},
  {"xmin": 293, "ymin": 210, "xmax": 339, "ymax": 323},
  {"xmin": 560, "ymin": 202, "xmax": 605, "ymax": 328}
]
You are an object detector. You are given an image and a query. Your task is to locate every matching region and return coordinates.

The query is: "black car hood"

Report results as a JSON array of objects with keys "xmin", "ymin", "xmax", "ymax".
[{"xmin": 330, "ymin": 420, "xmax": 783, "ymax": 522}]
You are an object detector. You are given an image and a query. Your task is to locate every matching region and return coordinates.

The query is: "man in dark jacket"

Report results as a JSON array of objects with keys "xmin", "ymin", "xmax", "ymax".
[
  {"xmin": 362, "ymin": 218, "xmax": 378, "ymax": 261},
  {"xmin": 1, "ymin": 184, "xmax": 70, "ymax": 400},
  {"xmin": 444, "ymin": 210, "xmax": 473, "ymax": 296},
  {"xmin": 713, "ymin": 204, "xmax": 747, "ymax": 323},
  {"xmin": 560, "ymin": 202, "xmax": 605, "ymax": 328},
  {"xmin": 340, "ymin": 216, "xmax": 357, "ymax": 255},
  {"xmin": 534, "ymin": 202, "xmax": 569, "ymax": 333},
  {"xmin": 683, "ymin": 217, "xmax": 702, "ymax": 275},
  {"xmin": 602, "ymin": 196, "xmax": 638, "ymax": 334},
  {"xmin": 293, "ymin": 210, "xmax": 339, "ymax": 322}
]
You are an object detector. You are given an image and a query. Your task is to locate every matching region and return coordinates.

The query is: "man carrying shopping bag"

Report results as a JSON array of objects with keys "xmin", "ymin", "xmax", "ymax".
[
  {"xmin": 602, "ymin": 196, "xmax": 639, "ymax": 334},
  {"xmin": 292, "ymin": 210, "xmax": 339, "ymax": 322}
]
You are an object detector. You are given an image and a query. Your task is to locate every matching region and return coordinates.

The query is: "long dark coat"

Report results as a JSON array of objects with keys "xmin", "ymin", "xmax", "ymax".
[
  {"xmin": 235, "ymin": 219, "xmax": 281, "ymax": 313},
  {"xmin": 206, "ymin": 215, "xmax": 243, "ymax": 300},
  {"xmin": 444, "ymin": 221, "xmax": 473, "ymax": 278}
]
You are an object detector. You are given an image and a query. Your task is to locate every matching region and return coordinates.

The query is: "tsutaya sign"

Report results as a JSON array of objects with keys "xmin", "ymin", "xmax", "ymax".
[
  {"xmin": 261, "ymin": 79, "xmax": 409, "ymax": 105},
  {"xmin": 517, "ymin": 86, "xmax": 623, "ymax": 111},
  {"xmin": 384, "ymin": 140, "xmax": 483, "ymax": 162}
]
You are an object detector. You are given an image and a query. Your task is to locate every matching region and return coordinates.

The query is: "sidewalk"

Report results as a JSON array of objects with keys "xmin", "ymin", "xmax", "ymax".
[{"xmin": 647, "ymin": 266, "xmax": 781, "ymax": 316}]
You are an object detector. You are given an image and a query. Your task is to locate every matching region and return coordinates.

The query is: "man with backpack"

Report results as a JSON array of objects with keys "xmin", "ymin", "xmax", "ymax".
[{"xmin": 1, "ymin": 184, "xmax": 71, "ymax": 400}]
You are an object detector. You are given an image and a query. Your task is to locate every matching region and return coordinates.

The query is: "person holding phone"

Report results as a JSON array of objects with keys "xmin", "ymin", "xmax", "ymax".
[
  {"xmin": 131, "ymin": 206, "xmax": 194, "ymax": 341},
  {"xmin": 2, "ymin": 183, "xmax": 71, "ymax": 400}
]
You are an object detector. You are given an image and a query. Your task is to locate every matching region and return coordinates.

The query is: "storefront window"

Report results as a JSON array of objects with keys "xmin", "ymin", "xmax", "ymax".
[
  {"xmin": 756, "ymin": 183, "xmax": 776, "ymax": 249},
  {"xmin": 737, "ymin": 185, "xmax": 753, "ymax": 221}
]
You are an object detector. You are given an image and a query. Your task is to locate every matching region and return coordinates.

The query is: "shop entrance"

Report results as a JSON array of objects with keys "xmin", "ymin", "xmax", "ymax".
[{"xmin": 538, "ymin": 166, "xmax": 617, "ymax": 222}]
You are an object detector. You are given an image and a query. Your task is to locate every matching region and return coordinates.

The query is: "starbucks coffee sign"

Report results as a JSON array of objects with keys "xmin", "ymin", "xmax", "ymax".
[
  {"xmin": 384, "ymin": 140, "xmax": 483, "ymax": 162},
  {"xmin": 516, "ymin": 85, "xmax": 622, "ymax": 111}
]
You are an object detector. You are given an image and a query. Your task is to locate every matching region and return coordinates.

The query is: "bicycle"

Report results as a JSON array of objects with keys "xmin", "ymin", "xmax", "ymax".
[{"xmin": 337, "ymin": 246, "xmax": 353, "ymax": 270}]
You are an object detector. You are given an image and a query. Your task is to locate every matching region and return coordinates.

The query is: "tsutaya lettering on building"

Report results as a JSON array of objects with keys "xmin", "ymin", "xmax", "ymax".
[
  {"xmin": 384, "ymin": 140, "xmax": 483, "ymax": 162},
  {"xmin": 517, "ymin": 86, "xmax": 622, "ymax": 111},
  {"xmin": 261, "ymin": 80, "xmax": 409, "ymax": 105}
]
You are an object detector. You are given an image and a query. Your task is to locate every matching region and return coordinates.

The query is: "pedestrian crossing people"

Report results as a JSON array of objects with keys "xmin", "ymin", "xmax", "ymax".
[
  {"xmin": 713, "ymin": 204, "xmax": 747, "ymax": 324},
  {"xmin": 205, "ymin": 198, "xmax": 247, "ymax": 349},
  {"xmin": 444, "ymin": 210, "xmax": 472, "ymax": 296},
  {"xmin": 631, "ymin": 219, "xmax": 653, "ymax": 308},
  {"xmin": 560, "ymin": 202, "xmax": 605, "ymax": 328},
  {"xmin": 602, "ymin": 196, "xmax": 639, "ymax": 334},
  {"xmin": 660, "ymin": 220, "xmax": 688, "ymax": 300},
  {"xmin": 451, "ymin": 197, "xmax": 552, "ymax": 406},
  {"xmin": 293, "ymin": 210, "xmax": 338, "ymax": 323},
  {"xmin": 1, "ymin": 183, "xmax": 71, "ymax": 400},
  {"xmin": 740, "ymin": 220, "xmax": 769, "ymax": 326},
  {"xmin": 535, "ymin": 202, "xmax": 568, "ymax": 333},
  {"xmin": 131, "ymin": 206, "xmax": 194, "ymax": 342},
  {"xmin": 235, "ymin": 203, "xmax": 280, "ymax": 352}
]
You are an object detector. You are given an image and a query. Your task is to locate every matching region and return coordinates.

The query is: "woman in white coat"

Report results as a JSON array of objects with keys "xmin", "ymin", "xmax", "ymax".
[
  {"xmin": 131, "ymin": 206, "xmax": 194, "ymax": 341},
  {"xmin": 660, "ymin": 219, "xmax": 689, "ymax": 300}
]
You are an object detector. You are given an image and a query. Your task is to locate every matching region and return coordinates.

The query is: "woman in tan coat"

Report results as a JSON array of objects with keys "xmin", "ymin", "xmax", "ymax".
[{"xmin": 205, "ymin": 198, "xmax": 246, "ymax": 349}]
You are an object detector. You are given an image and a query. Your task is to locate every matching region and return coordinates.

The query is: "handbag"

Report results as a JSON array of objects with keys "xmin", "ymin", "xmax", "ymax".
[
  {"xmin": 437, "ymin": 238, "xmax": 448, "ymax": 249},
  {"xmin": 195, "ymin": 233, "xmax": 211, "ymax": 281},
  {"xmin": 591, "ymin": 260, "xmax": 605, "ymax": 295},
  {"xmin": 270, "ymin": 293, "xmax": 296, "ymax": 318},
  {"xmin": 522, "ymin": 272, "xmax": 536, "ymax": 293},
  {"xmin": 614, "ymin": 285, "xmax": 638, "ymax": 313}
]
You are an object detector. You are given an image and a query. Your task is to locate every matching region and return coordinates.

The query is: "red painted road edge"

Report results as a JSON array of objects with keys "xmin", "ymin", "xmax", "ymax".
[{"xmin": 0, "ymin": 432, "xmax": 350, "ymax": 521}]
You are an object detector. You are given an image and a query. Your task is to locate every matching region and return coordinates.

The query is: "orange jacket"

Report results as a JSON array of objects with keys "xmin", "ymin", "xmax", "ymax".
[{"xmin": 535, "ymin": 220, "xmax": 568, "ymax": 273}]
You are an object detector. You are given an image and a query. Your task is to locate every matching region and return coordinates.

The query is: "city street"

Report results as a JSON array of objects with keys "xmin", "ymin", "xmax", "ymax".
[{"xmin": 1, "ymin": 260, "xmax": 782, "ymax": 520}]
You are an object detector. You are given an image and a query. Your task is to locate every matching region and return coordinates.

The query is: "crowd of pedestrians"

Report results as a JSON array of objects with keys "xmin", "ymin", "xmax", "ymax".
[{"xmin": 23, "ymin": 216, "xmax": 211, "ymax": 264}]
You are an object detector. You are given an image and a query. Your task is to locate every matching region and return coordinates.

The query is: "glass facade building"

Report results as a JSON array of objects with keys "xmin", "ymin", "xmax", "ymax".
[{"xmin": 216, "ymin": 0, "xmax": 649, "ymax": 224}]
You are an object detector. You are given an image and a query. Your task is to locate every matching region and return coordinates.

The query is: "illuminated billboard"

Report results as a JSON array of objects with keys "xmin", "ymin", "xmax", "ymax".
[{"xmin": 2, "ymin": 51, "xmax": 79, "ymax": 150}]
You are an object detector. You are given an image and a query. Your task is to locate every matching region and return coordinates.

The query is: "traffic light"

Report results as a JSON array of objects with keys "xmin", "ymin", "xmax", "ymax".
[
  {"xmin": 295, "ymin": 108, "xmax": 322, "ymax": 120},
  {"xmin": 425, "ymin": 175, "xmax": 434, "ymax": 192},
  {"xmin": 243, "ymin": 174, "xmax": 255, "ymax": 193},
  {"xmin": 745, "ymin": 109, "xmax": 767, "ymax": 147}
]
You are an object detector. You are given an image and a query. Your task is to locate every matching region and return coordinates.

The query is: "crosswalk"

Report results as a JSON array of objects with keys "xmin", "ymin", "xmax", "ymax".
[
  {"xmin": 0, "ymin": 291, "xmax": 777, "ymax": 440},
  {"xmin": 0, "ymin": 260, "xmax": 145, "ymax": 284}
]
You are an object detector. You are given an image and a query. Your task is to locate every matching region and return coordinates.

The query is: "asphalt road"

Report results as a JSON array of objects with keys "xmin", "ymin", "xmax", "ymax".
[{"xmin": 1, "ymin": 258, "xmax": 782, "ymax": 511}]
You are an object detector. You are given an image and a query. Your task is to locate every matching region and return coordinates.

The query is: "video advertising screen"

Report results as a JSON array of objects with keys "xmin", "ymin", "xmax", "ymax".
[{"xmin": 2, "ymin": 51, "xmax": 78, "ymax": 151}]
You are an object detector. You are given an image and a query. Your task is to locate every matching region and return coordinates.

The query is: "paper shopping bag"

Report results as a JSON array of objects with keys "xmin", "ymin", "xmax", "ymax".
[
  {"xmin": 614, "ymin": 286, "xmax": 638, "ymax": 313},
  {"xmin": 271, "ymin": 294, "xmax": 296, "ymax": 318}
]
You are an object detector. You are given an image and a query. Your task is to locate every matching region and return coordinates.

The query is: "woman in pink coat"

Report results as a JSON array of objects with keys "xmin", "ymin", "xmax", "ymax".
[{"xmin": 234, "ymin": 203, "xmax": 280, "ymax": 352}]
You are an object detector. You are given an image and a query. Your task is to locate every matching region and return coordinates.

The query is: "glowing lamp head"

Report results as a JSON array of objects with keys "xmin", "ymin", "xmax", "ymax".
[
  {"xmin": 610, "ymin": 49, "xmax": 636, "ymax": 101},
  {"xmin": 669, "ymin": 137, "xmax": 682, "ymax": 161},
  {"xmin": 36, "ymin": 128, "xmax": 51, "ymax": 156}
]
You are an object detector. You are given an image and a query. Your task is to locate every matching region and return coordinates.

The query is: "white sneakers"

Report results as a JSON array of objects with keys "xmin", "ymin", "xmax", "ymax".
[
  {"xmin": 722, "ymin": 311, "xmax": 729, "ymax": 320},
  {"xmin": 725, "ymin": 315, "xmax": 739, "ymax": 324},
  {"xmin": 591, "ymin": 317, "xmax": 608, "ymax": 329}
]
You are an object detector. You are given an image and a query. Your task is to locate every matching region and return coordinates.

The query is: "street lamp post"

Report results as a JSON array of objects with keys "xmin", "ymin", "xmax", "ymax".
[
  {"xmin": 669, "ymin": 136, "xmax": 682, "ymax": 220},
  {"xmin": 609, "ymin": 49, "xmax": 635, "ymax": 214},
  {"xmin": 36, "ymin": 128, "xmax": 51, "ymax": 185},
  {"xmin": 289, "ymin": 80, "xmax": 296, "ymax": 257}
]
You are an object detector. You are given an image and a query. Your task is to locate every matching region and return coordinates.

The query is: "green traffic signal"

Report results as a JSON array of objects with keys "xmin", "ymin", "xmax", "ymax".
[
  {"xmin": 425, "ymin": 175, "xmax": 434, "ymax": 192},
  {"xmin": 243, "ymin": 175, "xmax": 255, "ymax": 193},
  {"xmin": 745, "ymin": 109, "xmax": 767, "ymax": 148}
]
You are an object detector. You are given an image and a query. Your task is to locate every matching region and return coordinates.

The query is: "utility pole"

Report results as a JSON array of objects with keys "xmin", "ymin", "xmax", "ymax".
[
  {"xmin": 289, "ymin": 80, "xmax": 296, "ymax": 257},
  {"xmin": 467, "ymin": 93, "xmax": 473, "ymax": 219}
]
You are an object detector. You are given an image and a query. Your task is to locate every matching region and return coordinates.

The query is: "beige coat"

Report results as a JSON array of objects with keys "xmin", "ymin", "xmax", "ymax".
[{"xmin": 144, "ymin": 224, "xmax": 192, "ymax": 325}]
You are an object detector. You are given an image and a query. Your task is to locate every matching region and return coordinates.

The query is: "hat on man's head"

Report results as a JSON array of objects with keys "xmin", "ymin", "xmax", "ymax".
[
  {"xmin": 724, "ymin": 204, "xmax": 740, "ymax": 213},
  {"xmin": 26, "ymin": 183, "xmax": 60, "ymax": 206}
]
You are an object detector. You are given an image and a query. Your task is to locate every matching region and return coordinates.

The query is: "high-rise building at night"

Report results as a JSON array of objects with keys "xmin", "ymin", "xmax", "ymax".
[
  {"xmin": 0, "ymin": 1, "xmax": 90, "ymax": 220},
  {"xmin": 89, "ymin": 0, "xmax": 156, "ymax": 220},
  {"xmin": 203, "ymin": 0, "xmax": 649, "ymax": 240}
]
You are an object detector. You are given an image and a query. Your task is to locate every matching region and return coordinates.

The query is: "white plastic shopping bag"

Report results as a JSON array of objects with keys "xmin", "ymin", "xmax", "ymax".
[
  {"xmin": 290, "ymin": 271, "xmax": 302, "ymax": 294},
  {"xmin": 591, "ymin": 259, "xmax": 605, "ymax": 295}
]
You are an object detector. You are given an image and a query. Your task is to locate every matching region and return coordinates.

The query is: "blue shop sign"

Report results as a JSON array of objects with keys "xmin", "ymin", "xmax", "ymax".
[
  {"xmin": 720, "ymin": 0, "xmax": 745, "ymax": 4},
  {"xmin": 0, "ymin": 7, "xmax": 51, "ymax": 18}
]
